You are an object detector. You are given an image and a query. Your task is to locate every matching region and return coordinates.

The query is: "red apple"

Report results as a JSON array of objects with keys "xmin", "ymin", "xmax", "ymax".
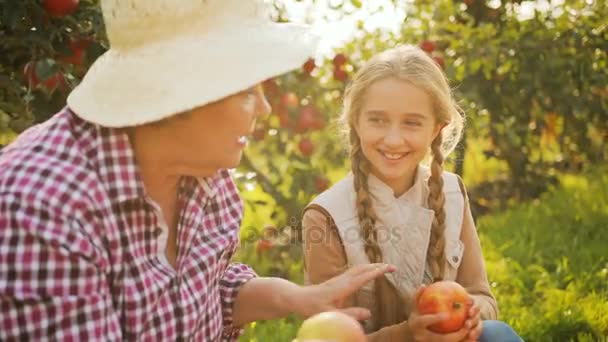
[
  {"xmin": 416, "ymin": 281, "xmax": 473, "ymax": 334},
  {"xmin": 420, "ymin": 40, "xmax": 436, "ymax": 53},
  {"xmin": 298, "ymin": 138, "xmax": 314, "ymax": 156},
  {"xmin": 332, "ymin": 53, "xmax": 347, "ymax": 67},
  {"xmin": 23, "ymin": 61, "xmax": 65, "ymax": 91},
  {"xmin": 302, "ymin": 58, "xmax": 316, "ymax": 75},
  {"xmin": 333, "ymin": 67, "xmax": 348, "ymax": 82},
  {"xmin": 43, "ymin": 0, "xmax": 80, "ymax": 18},
  {"xmin": 278, "ymin": 106, "xmax": 291, "ymax": 129},
  {"xmin": 296, "ymin": 105, "xmax": 320, "ymax": 132},
  {"xmin": 433, "ymin": 56, "xmax": 445, "ymax": 69},
  {"xmin": 296, "ymin": 311, "xmax": 366, "ymax": 342},
  {"xmin": 314, "ymin": 177, "xmax": 329, "ymax": 192},
  {"xmin": 59, "ymin": 38, "xmax": 92, "ymax": 66},
  {"xmin": 281, "ymin": 92, "xmax": 299, "ymax": 110}
]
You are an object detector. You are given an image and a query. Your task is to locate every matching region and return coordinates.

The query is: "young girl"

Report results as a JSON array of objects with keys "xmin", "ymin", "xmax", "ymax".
[{"xmin": 302, "ymin": 45, "xmax": 522, "ymax": 341}]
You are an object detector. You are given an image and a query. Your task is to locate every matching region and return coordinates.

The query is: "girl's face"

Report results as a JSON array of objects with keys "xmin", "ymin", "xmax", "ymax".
[{"xmin": 356, "ymin": 77, "xmax": 442, "ymax": 195}]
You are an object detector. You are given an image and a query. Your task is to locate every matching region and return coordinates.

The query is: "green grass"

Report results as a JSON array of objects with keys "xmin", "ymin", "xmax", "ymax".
[{"xmin": 478, "ymin": 165, "xmax": 608, "ymax": 341}]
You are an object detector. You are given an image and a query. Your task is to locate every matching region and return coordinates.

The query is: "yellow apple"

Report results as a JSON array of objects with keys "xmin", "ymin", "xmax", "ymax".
[{"xmin": 296, "ymin": 311, "xmax": 367, "ymax": 342}]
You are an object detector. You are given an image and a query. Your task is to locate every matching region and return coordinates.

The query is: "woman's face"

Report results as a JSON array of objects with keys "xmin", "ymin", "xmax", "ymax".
[
  {"xmin": 356, "ymin": 77, "xmax": 442, "ymax": 194},
  {"xmin": 154, "ymin": 84, "xmax": 270, "ymax": 176}
]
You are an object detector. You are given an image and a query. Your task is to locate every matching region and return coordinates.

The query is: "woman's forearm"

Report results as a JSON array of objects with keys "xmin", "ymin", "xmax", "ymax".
[{"xmin": 232, "ymin": 277, "xmax": 300, "ymax": 327}]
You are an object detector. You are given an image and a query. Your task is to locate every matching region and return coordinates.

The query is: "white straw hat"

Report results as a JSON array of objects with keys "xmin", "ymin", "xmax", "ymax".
[{"xmin": 67, "ymin": 0, "xmax": 319, "ymax": 127}]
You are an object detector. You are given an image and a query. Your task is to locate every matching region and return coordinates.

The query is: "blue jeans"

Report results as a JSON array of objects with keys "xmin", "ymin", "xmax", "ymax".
[{"xmin": 479, "ymin": 320, "xmax": 523, "ymax": 342}]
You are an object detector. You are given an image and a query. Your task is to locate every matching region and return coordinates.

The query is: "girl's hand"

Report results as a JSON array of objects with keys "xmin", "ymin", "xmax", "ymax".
[
  {"xmin": 463, "ymin": 304, "xmax": 483, "ymax": 342},
  {"xmin": 407, "ymin": 310, "xmax": 471, "ymax": 342}
]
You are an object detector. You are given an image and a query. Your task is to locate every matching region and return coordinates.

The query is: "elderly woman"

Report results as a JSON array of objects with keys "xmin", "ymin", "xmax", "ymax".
[{"xmin": 0, "ymin": 0, "xmax": 394, "ymax": 340}]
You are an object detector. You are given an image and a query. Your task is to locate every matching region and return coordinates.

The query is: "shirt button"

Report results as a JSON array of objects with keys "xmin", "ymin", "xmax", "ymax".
[{"xmin": 452, "ymin": 256, "xmax": 459, "ymax": 263}]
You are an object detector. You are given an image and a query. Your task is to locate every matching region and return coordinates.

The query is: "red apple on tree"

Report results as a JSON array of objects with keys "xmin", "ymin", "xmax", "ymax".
[
  {"xmin": 416, "ymin": 281, "xmax": 473, "ymax": 334},
  {"xmin": 43, "ymin": 0, "xmax": 80, "ymax": 18},
  {"xmin": 277, "ymin": 106, "xmax": 291, "ymax": 129},
  {"xmin": 59, "ymin": 38, "xmax": 92, "ymax": 66},
  {"xmin": 333, "ymin": 67, "xmax": 348, "ymax": 82},
  {"xmin": 433, "ymin": 56, "xmax": 445, "ymax": 69},
  {"xmin": 302, "ymin": 58, "xmax": 315, "ymax": 76},
  {"xmin": 276, "ymin": 93, "xmax": 298, "ymax": 129},
  {"xmin": 298, "ymin": 138, "xmax": 314, "ymax": 156},
  {"xmin": 23, "ymin": 61, "xmax": 65, "ymax": 91},
  {"xmin": 314, "ymin": 177, "xmax": 329, "ymax": 192},
  {"xmin": 296, "ymin": 105, "xmax": 320, "ymax": 132},
  {"xmin": 281, "ymin": 92, "xmax": 299, "ymax": 110},
  {"xmin": 332, "ymin": 53, "xmax": 347, "ymax": 67},
  {"xmin": 420, "ymin": 40, "xmax": 436, "ymax": 53}
]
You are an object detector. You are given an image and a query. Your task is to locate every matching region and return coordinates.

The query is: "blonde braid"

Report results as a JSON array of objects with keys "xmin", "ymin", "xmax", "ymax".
[
  {"xmin": 350, "ymin": 130, "xmax": 391, "ymax": 326},
  {"xmin": 427, "ymin": 132, "xmax": 447, "ymax": 281},
  {"xmin": 350, "ymin": 133, "xmax": 382, "ymax": 264}
]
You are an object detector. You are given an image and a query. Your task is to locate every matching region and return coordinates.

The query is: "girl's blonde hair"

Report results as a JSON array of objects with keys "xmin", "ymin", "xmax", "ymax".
[{"xmin": 339, "ymin": 44, "xmax": 464, "ymax": 325}]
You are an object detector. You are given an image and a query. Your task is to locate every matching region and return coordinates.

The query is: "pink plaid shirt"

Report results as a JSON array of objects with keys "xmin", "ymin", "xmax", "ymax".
[{"xmin": 0, "ymin": 108, "xmax": 257, "ymax": 341}]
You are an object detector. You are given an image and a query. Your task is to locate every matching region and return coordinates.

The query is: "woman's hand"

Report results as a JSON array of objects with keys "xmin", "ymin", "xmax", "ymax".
[
  {"xmin": 407, "ymin": 286, "xmax": 471, "ymax": 342},
  {"xmin": 232, "ymin": 263, "xmax": 395, "ymax": 326},
  {"xmin": 290, "ymin": 263, "xmax": 396, "ymax": 321},
  {"xmin": 463, "ymin": 304, "xmax": 483, "ymax": 342}
]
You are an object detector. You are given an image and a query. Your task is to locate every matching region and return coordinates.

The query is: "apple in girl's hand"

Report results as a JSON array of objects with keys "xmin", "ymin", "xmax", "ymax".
[
  {"xmin": 416, "ymin": 281, "xmax": 473, "ymax": 333},
  {"xmin": 296, "ymin": 311, "xmax": 367, "ymax": 342}
]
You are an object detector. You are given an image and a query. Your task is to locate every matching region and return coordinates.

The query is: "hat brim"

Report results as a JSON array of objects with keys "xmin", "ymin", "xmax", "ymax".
[{"xmin": 67, "ymin": 22, "xmax": 318, "ymax": 127}]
